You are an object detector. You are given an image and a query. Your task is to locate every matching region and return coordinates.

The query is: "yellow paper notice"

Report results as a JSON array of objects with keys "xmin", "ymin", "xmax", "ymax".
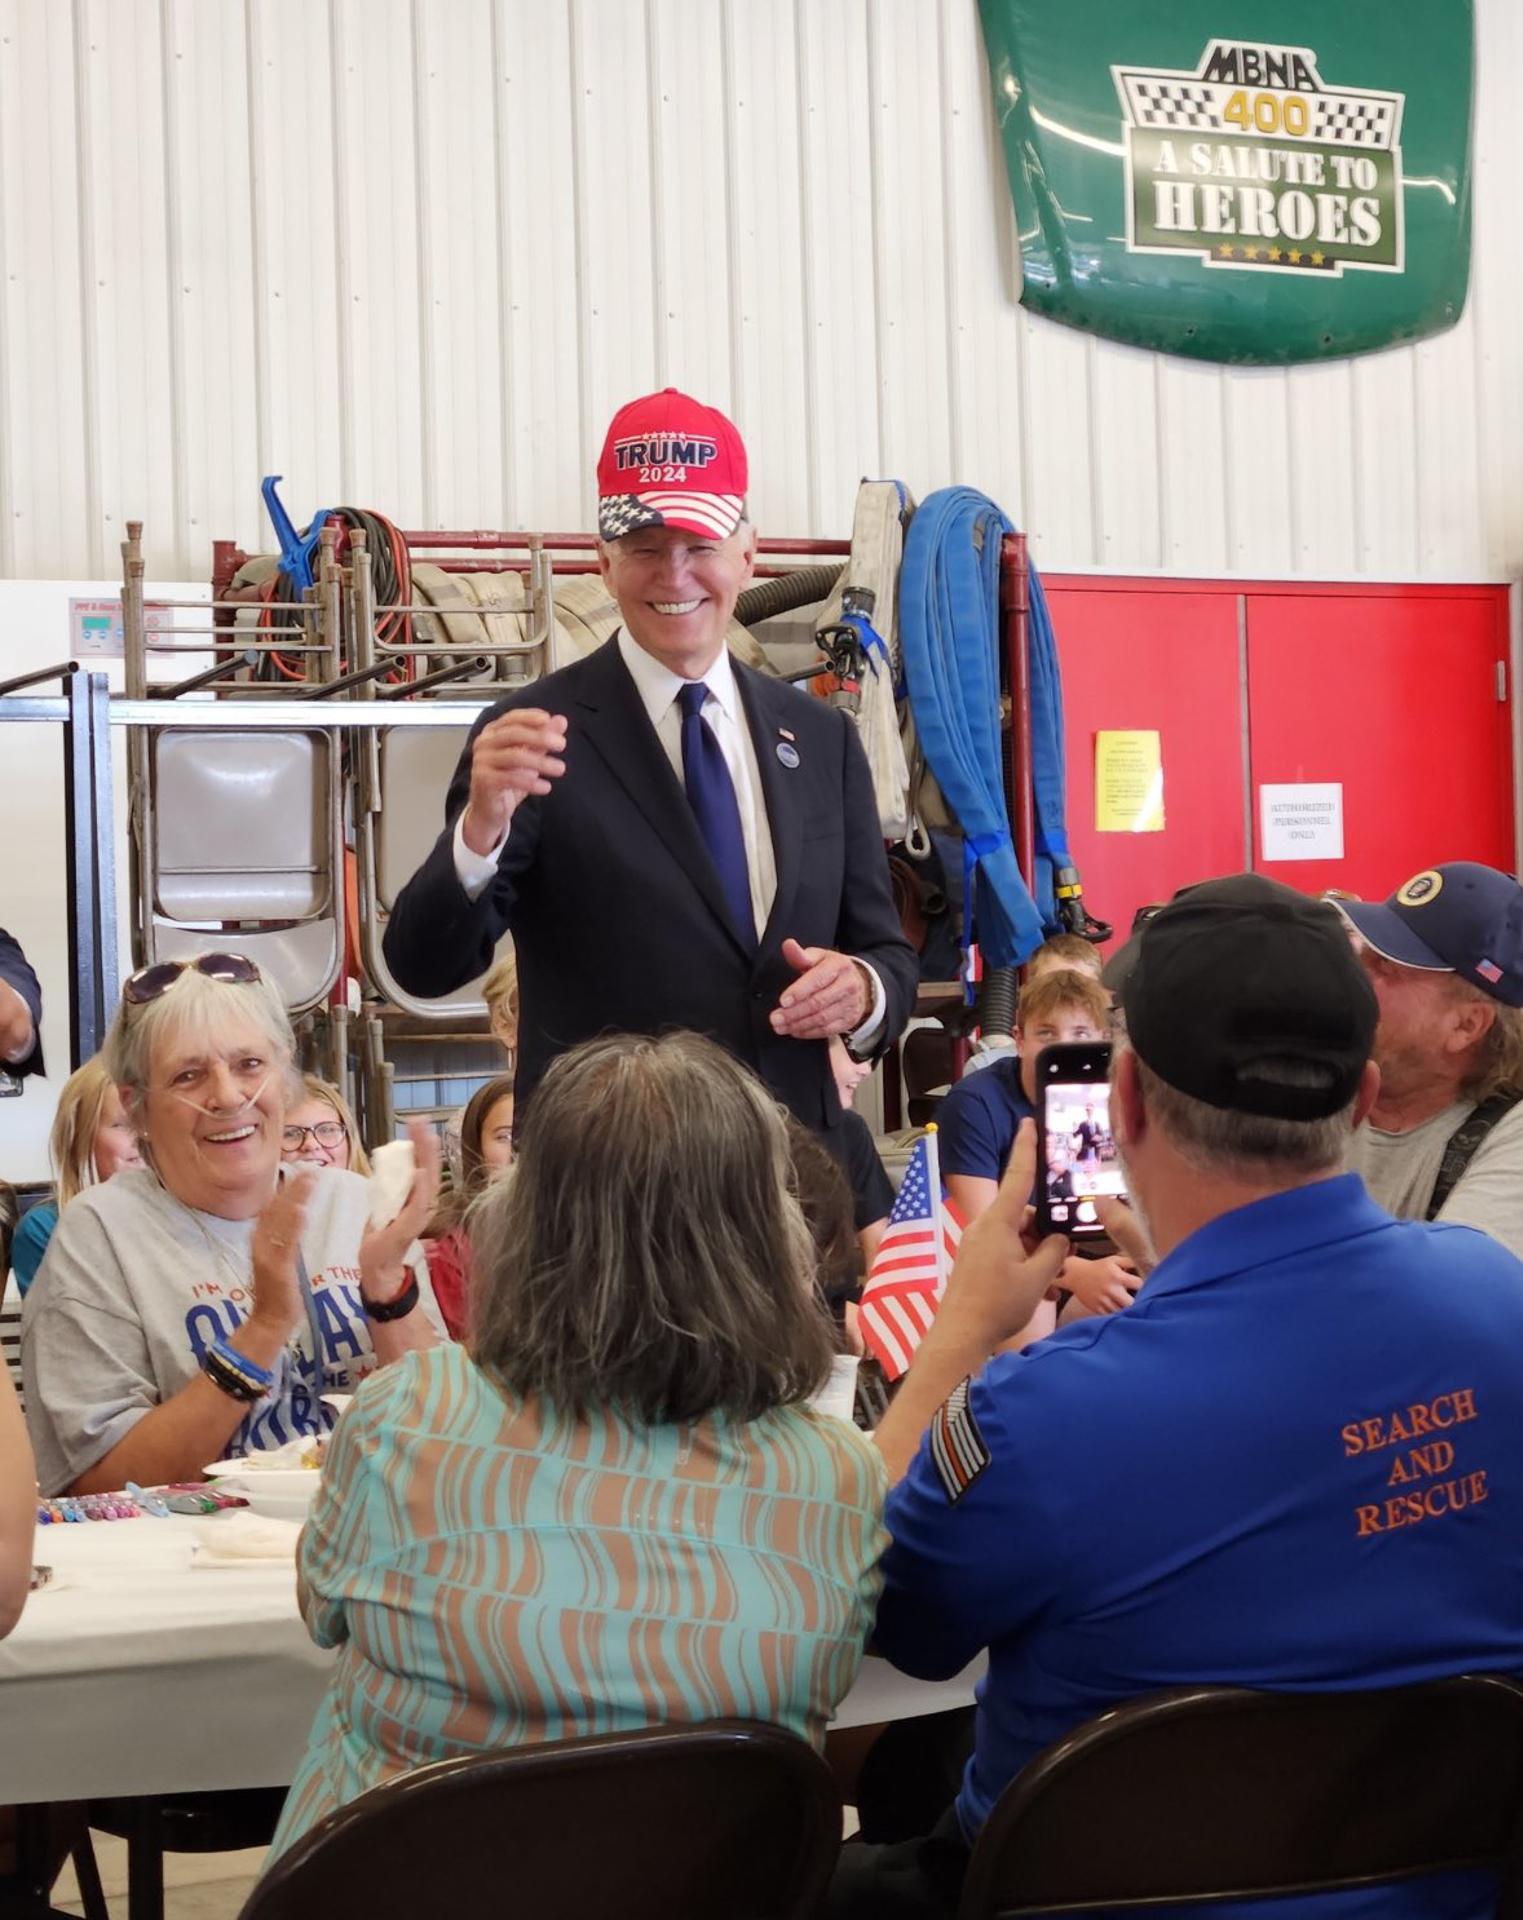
[{"xmin": 1095, "ymin": 730, "xmax": 1165, "ymax": 833}]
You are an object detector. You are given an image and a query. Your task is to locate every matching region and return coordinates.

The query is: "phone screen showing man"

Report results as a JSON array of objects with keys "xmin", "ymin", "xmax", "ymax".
[{"xmin": 1042, "ymin": 1084, "xmax": 1126, "ymax": 1234}]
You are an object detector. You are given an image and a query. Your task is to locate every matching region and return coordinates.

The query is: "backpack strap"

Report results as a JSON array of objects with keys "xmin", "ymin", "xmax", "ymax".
[{"xmin": 1425, "ymin": 1091, "xmax": 1523, "ymax": 1220}]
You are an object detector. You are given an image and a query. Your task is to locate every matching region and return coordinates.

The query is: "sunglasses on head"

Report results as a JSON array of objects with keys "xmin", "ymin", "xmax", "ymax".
[{"xmin": 122, "ymin": 953, "xmax": 262, "ymax": 1006}]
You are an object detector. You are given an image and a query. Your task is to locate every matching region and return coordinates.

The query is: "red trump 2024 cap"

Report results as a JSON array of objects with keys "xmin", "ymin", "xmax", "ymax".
[{"xmin": 596, "ymin": 388, "xmax": 748, "ymax": 543}]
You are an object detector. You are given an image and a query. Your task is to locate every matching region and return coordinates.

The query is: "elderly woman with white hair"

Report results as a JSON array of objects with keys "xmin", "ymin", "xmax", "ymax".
[{"xmin": 22, "ymin": 954, "xmax": 446, "ymax": 1498}]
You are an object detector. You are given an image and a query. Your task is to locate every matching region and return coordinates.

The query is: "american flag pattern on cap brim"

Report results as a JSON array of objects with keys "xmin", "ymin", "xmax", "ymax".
[{"xmin": 597, "ymin": 491, "xmax": 744, "ymax": 541}]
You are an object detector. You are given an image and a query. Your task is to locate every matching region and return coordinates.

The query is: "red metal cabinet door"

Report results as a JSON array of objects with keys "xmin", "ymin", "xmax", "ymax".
[
  {"xmin": 1046, "ymin": 579, "xmax": 1247, "ymax": 950},
  {"xmin": 1245, "ymin": 589, "xmax": 1514, "ymax": 898}
]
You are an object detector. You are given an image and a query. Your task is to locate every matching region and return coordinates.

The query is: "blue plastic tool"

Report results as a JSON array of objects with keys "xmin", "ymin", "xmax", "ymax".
[{"xmin": 260, "ymin": 476, "xmax": 333, "ymax": 593}]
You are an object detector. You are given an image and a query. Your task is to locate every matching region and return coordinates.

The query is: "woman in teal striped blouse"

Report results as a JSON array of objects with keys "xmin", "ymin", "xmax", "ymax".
[{"xmin": 268, "ymin": 1032, "xmax": 888, "ymax": 1860}]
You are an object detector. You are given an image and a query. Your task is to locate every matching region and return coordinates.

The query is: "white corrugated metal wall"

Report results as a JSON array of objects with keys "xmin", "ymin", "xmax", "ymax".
[{"xmin": 0, "ymin": 0, "xmax": 1518, "ymax": 585}]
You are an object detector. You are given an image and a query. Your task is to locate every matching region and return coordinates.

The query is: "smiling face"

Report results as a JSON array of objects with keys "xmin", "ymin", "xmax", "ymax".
[
  {"xmin": 478, "ymin": 1092, "xmax": 516, "ymax": 1174},
  {"xmin": 281, "ymin": 1096, "xmax": 351, "ymax": 1171},
  {"xmin": 92, "ymin": 1084, "xmax": 143, "ymax": 1182},
  {"xmin": 828, "ymin": 1035, "xmax": 872, "ymax": 1109},
  {"xmin": 597, "ymin": 523, "xmax": 757, "ymax": 677},
  {"xmin": 139, "ymin": 1017, "xmax": 287, "ymax": 1219}
]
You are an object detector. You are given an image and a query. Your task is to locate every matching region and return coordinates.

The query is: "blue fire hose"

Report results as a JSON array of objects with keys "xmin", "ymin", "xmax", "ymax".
[{"xmin": 899, "ymin": 487, "xmax": 1082, "ymax": 970}]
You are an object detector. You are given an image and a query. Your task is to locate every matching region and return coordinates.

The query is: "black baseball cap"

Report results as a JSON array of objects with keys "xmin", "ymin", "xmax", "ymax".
[
  {"xmin": 1121, "ymin": 874, "xmax": 1378, "ymax": 1120},
  {"xmin": 1099, "ymin": 902, "xmax": 1167, "ymax": 996},
  {"xmin": 1334, "ymin": 863, "xmax": 1523, "ymax": 1010}
]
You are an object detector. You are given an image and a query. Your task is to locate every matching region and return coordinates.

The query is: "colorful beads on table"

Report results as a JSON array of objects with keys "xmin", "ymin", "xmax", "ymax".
[
  {"xmin": 36, "ymin": 1493, "xmax": 143, "ymax": 1524},
  {"xmin": 34, "ymin": 1484, "xmax": 248, "ymax": 1522}
]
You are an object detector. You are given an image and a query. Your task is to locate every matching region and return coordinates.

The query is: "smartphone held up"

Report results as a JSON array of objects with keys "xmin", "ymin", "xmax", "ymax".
[{"xmin": 1034, "ymin": 1042, "xmax": 1126, "ymax": 1241}]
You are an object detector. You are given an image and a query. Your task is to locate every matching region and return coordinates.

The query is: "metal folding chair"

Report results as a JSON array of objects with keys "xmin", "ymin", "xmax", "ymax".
[{"xmin": 120, "ymin": 525, "xmax": 346, "ymax": 1018}]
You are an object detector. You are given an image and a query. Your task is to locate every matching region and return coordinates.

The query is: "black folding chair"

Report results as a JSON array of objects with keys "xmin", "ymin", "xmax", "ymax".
[
  {"xmin": 240, "ymin": 1719, "xmax": 841, "ymax": 1920},
  {"xmin": 960, "ymin": 1676, "xmax": 1523, "ymax": 1918},
  {"xmin": 902, "ymin": 1027, "xmax": 956, "ymax": 1128},
  {"xmin": 88, "ymin": 1789, "xmax": 288, "ymax": 1920},
  {"xmin": 0, "ymin": 1805, "xmax": 107, "ymax": 1920}
]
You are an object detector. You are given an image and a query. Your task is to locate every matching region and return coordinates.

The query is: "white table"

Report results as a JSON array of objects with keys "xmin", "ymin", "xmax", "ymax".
[{"xmin": 0, "ymin": 1517, "xmax": 981, "ymax": 1805}]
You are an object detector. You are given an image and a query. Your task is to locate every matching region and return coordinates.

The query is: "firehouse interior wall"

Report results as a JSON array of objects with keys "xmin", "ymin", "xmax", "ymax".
[{"xmin": 2, "ymin": 0, "xmax": 1521, "ymax": 585}]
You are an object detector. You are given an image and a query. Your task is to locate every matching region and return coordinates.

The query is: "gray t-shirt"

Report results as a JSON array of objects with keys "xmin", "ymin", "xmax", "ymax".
[
  {"xmin": 22, "ymin": 1164, "xmax": 446, "ymax": 1495},
  {"xmin": 1349, "ymin": 1096, "xmax": 1523, "ymax": 1262}
]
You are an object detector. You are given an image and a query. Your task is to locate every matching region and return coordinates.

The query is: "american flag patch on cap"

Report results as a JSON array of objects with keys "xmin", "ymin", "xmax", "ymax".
[
  {"xmin": 1477, "ymin": 958, "xmax": 1503, "ymax": 983},
  {"xmin": 930, "ymin": 1377, "xmax": 990, "ymax": 1504}
]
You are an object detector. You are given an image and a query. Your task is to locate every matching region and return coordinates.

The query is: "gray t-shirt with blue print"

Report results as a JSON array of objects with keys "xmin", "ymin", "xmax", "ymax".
[{"xmin": 21, "ymin": 1164, "xmax": 444, "ymax": 1495}]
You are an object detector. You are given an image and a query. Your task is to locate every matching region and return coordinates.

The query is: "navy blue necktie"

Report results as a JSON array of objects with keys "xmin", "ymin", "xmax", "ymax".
[{"xmin": 677, "ymin": 681, "xmax": 753, "ymax": 942}]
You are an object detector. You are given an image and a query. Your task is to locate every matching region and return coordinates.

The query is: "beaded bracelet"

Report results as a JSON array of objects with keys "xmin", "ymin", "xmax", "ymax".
[
  {"xmin": 203, "ymin": 1349, "xmax": 264, "ymax": 1404},
  {"xmin": 212, "ymin": 1337, "xmax": 274, "ymax": 1391},
  {"xmin": 203, "ymin": 1340, "xmax": 273, "ymax": 1404},
  {"xmin": 202, "ymin": 1352, "xmax": 262, "ymax": 1404}
]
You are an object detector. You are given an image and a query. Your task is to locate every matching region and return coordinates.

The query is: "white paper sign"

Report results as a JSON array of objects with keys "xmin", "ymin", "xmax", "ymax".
[{"xmin": 1259, "ymin": 782, "xmax": 1344, "ymax": 862}]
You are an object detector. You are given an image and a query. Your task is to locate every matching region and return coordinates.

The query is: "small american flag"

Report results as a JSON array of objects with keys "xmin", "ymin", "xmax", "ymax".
[
  {"xmin": 1478, "ymin": 958, "xmax": 1503, "ymax": 984},
  {"xmin": 858, "ymin": 1127, "xmax": 964, "ymax": 1381}
]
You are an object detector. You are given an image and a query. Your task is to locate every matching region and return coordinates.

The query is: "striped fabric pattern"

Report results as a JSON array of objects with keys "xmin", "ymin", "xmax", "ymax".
[{"xmin": 269, "ymin": 1344, "xmax": 888, "ymax": 1861}]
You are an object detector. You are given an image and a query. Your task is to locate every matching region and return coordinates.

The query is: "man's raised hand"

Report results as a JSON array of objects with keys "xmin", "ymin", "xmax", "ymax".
[
  {"xmin": 937, "ymin": 1119, "xmax": 1070, "ymax": 1353},
  {"xmin": 871, "ymin": 1118, "xmax": 1069, "ymax": 1485},
  {"xmin": 460, "ymin": 709, "xmax": 568, "ymax": 855}
]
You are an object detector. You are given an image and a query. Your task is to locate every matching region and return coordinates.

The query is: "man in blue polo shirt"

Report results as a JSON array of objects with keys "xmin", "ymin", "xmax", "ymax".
[
  {"xmin": 832, "ymin": 874, "xmax": 1523, "ymax": 1920},
  {"xmin": 0, "ymin": 927, "xmax": 42, "ymax": 1079}
]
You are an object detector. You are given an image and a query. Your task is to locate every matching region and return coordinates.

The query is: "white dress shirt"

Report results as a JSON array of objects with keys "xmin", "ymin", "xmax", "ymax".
[{"xmin": 452, "ymin": 630, "xmax": 886, "ymax": 1048}]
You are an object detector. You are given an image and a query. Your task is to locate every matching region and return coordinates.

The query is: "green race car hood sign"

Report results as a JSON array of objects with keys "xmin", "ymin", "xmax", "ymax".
[{"xmin": 978, "ymin": 4, "xmax": 1472, "ymax": 363}]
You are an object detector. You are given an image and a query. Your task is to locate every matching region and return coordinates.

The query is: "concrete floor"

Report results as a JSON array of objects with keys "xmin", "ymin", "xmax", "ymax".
[{"xmin": 52, "ymin": 1837, "xmax": 264, "ymax": 1920}]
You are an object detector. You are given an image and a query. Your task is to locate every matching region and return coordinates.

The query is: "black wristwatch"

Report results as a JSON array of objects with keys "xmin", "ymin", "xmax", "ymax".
[{"xmin": 361, "ymin": 1276, "xmax": 421, "ymax": 1323}]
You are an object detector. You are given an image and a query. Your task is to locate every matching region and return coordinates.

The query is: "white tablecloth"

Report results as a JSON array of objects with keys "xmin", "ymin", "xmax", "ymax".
[{"xmin": 1, "ymin": 1517, "xmax": 981, "ymax": 1805}]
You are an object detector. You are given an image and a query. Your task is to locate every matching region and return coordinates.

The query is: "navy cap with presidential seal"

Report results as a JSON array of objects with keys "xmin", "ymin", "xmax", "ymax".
[
  {"xmin": 1334, "ymin": 862, "xmax": 1523, "ymax": 1009},
  {"xmin": 1121, "ymin": 873, "xmax": 1378, "ymax": 1120}
]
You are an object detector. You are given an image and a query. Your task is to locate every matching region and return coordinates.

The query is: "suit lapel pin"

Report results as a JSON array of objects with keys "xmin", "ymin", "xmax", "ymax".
[{"xmin": 776, "ymin": 739, "xmax": 801, "ymax": 769}]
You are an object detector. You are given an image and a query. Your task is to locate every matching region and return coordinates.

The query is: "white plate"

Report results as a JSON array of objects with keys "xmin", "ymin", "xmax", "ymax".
[
  {"xmin": 219, "ymin": 1485, "xmax": 315, "ymax": 1525},
  {"xmin": 204, "ymin": 1462, "xmax": 317, "ymax": 1490},
  {"xmin": 203, "ymin": 1458, "xmax": 320, "ymax": 1522}
]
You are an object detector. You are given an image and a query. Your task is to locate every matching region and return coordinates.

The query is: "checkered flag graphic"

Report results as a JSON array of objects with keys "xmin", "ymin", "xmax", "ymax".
[
  {"xmin": 1312, "ymin": 98, "xmax": 1393, "ymax": 145},
  {"xmin": 1132, "ymin": 80, "xmax": 1220, "ymax": 131}
]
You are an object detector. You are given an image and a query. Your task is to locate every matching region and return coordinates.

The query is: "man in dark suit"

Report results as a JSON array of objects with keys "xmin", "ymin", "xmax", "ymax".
[{"xmin": 383, "ymin": 387, "xmax": 916, "ymax": 1139}]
